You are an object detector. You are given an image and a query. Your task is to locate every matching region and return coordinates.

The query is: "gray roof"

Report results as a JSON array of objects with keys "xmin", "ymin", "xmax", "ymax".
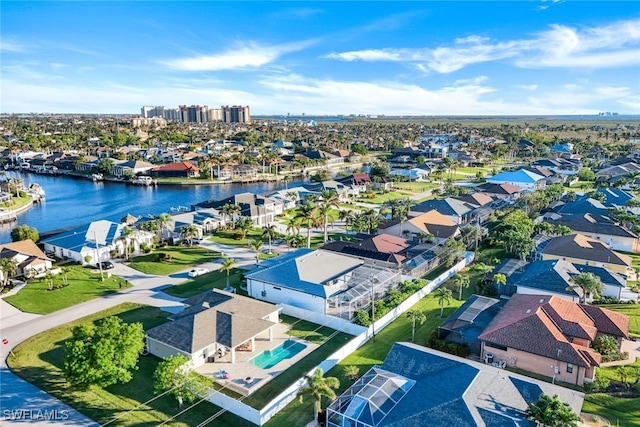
[
  {"xmin": 547, "ymin": 213, "xmax": 637, "ymax": 239},
  {"xmin": 146, "ymin": 289, "xmax": 279, "ymax": 353},
  {"xmin": 328, "ymin": 343, "xmax": 583, "ymax": 427},
  {"xmin": 245, "ymin": 249, "xmax": 363, "ymax": 297},
  {"xmin": 540, "ymin": 234, "xmax": 632, "ymax": 267}
]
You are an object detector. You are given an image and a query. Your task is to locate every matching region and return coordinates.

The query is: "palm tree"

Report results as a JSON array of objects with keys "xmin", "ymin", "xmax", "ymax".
[
  {"xmin": 119, "ymin": 226, "xmax": 133, "ymax": 260},
  {"xmin": 220, "ymin": 257, "xmax": 236, "ymax": 290},
  {"xmin": 318, "ymin": 190, "xmax": 340, "ymax": 243},
  {"xmin": 234, "ymin": 217, "xmax": 253, "ymax": 240},
  {"xmin": 296, "ymin": 202, "xmax": 320, "ymax": 248},
  {"xmin": 0, "ymin": 258, "xmax": 17, "ymax": 289},
  {"xmin": 406, "ymin": 309, "xmax": 427, "ymax": 342},
  {"xmin": 285, "ymin": 234, "xmax": 305, "ymax": 251},
  {"xmin": 261, "ymin": 224, "xmax": 278, "ymax": 254},
  {"xmin": 249, "ymin": 239, "xmax": 264, "ymax": 265},
  {"xmin": 525, "ymin": 394, "xmax": 580, "ymax": 427},
  {"xmin": 567, "ymin": 272, "xmax": 604, "ymax": 303},
  {"xmin": 434, "ymin": 287, "xmax": 452, "ymax": 318},
  {"xmin": 453, "ymin": 274, "xmax": 471, "ymax": 300},
  {"xmin": 338, "ymin": 209, "xmax": 355, "ymax": 234},
  {"xmin": 181, "ymin": 224, "xmax": 199, "ymax": 246},
  {"xmin": 298, "ymin": 368, "xmax": 340, "ymax": 426},
  {"xmin": 156, "ymin": 213, "xmax": 173, "ymax": 242},
  {"xmin": 284, "ymin": 216, "xmax": 302, "ymax": 237}
]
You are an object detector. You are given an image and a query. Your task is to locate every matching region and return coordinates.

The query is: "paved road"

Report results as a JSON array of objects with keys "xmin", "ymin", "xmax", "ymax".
[{"xmin": 0, "ymin": 242, "xmax": 261, "ymax": 427}]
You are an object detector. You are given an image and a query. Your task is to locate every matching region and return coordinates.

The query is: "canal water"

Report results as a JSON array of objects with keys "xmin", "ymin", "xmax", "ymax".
[{"xmin": 0, "ymin": 172, "xmax": 303, "ymax": 244}]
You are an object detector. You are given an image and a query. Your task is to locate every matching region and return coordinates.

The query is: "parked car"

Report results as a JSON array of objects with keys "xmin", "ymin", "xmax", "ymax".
[
  {"xmin": 99, "ymin": 261, "xmax": 114, "ymax": 270},
  {"xmin": 188, "ymin": 267, "xmax": 209, "ymax": 277}
]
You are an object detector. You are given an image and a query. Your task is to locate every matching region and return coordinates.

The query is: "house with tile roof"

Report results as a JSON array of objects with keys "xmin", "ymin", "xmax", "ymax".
[
  {"xmin": 379, "ymin": 209, "xmax": 460, "ymax": 244},
  {"xmin": 595, "ymin": 187, "xmax": 635, "ymax": 208},
  {"xmin": 194, "ymin": 192, "xmax": 283, "ymax": 226},
  {"xmin": 501, "ymin": 259, "xmax": 626, "ymax": 302},
  {"xmin": 478, "ymin": 294, "xmax": 629, "ymax": 386},
  {"xmin": 245, "ymin": 248, "xmax": 401, "ymax": 319},
  {"xmin": 321, "ymin": 233, "xmax": 412, "ymax": 265},
  {"xmin": 536, "ymin": 233, "xmax": 634, "ymax": 276},
  {"xmin": 110, "ymin": 159, "xmax": 155, "ymax": 177},
  {"xmin": 0, "ymin": 239, "xmax": 54, "ymax": 280},
  {"xmin": 150, "ymin": 161, "xmax": 200, "ymax": 178},
  {"xmin": 486, "ymin": 169, "xmax": 546, "ymax": 191},
  {"xmin": 474, "ymin": 182, "xmax": 523, "ymax": 200},
  {"xmin": 545, "ymin": 213, "xmax": 640, "ymax": 253},
  {"xmin": 146, "ymin": 289, "xmax": 281, "ymax": 367},
  {"xmin": 554, "ymin": 196, "xmax": 609, "ymax": 216},
  {"xmin": 409, "ymin": 198, "xmax": 476, "ymax": 224},
  {"xmin": 326, "ymin": 342, "xmax": 584, "ymax": 427}
]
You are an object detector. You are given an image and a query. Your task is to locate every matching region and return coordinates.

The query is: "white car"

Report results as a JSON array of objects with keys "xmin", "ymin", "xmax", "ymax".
[{"xmin": 188, "ymin": 267, "xmax": 209, "ymax": 278}]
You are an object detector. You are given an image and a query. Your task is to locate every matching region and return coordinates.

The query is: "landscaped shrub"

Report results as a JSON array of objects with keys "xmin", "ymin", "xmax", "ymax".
[
  {"xmin": 426, "ymin": 331, "xmax": 470, "ymax": 357},
  {"xmin": 353, "ymin": 309, "xmax": 371, "ymax": 327},
  {"xmin": 601, "ymin": 352, "xmax": 629, "ymax": 363},
  {"xmin": 594, "ymin": 335, "xmax": 619, "ymax": 356},
  {"xmin": 592, "ymin": 297, "xmax": 637, "ymax": 305},
  {"xmin": 153, "ymin": 253, "xmax": 172, "ymax": 262}
]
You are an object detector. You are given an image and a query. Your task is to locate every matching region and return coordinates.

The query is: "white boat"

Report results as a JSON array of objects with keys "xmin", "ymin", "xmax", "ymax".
[
  {"xmin": 132, "ymin": 176, "xmax": 154, "ymax": 186},
  {"xmin": 92, "ymin": 173, "xmax": 104, "ymax": 181}
]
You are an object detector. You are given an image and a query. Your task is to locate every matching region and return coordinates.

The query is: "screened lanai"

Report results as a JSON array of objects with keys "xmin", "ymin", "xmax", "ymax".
[
  {"xmin": 326, "ymin": 367, "xmax": 415, "ymax": 427},
  {"xmin": 326, "ymin": 263, "xmax": 401, "ymax": 320}
]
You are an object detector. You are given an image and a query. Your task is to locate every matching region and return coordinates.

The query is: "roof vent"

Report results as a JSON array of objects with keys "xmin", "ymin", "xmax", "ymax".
[
  {"xmin": 526, "ymin": 309, "xmax": 531, "ymax": 314},
  {"xmin": 539, "ymin": 298, "xmax": 545, "ymax": 303}
]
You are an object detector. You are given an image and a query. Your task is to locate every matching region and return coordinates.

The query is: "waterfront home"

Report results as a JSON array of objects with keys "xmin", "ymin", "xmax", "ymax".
[
  {"xmin": 267, "ymin": 186, "xmax": 319, "ymax": 210},
  {"xmin": 168, "ymin": 208, "xmax": 225, "ymax": 241},
  {"xmin": 41, "ymin": 220, "xmax": 154, "ymax": 265},
  {"xmin": 110, "ymin": 159, "xmax": 155, "ymax": 177},
  {"xmin": 473, "ymin": 182, "xmax": 523, "ymax": 201},
  {"xmin": 322, "ymin": 233, "xmax": 412, "ymax": 265},
  {"xmin": 478, "ymin": 294, "xmax": 629, "ymax": 386},
  {"xmin": 146, "ymin": 289, "xmax": 281, "ymax": 367},
  {"xmin": 326, "ymin": 342, "xmax": 584, "ymax": 426},
  {"xmin": 194, "ymin": 192, "xmax": 283, "ymax": 226},
  {"xmin": 0, "ymin": 239, "xmax": 54, "ymax": 280},
  {"xmin": 150, "ymin": 161, "xmax": 200, "ymax": 178},
  {"xmin": 379, "ymin": 210, "xmax": 460, "ymax": 245}
]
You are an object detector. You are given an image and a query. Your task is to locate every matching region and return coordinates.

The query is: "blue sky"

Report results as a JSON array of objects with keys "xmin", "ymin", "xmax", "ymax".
[{"xmin": 1, "ymin": 1, "xmax": 639, "ymax": 115}]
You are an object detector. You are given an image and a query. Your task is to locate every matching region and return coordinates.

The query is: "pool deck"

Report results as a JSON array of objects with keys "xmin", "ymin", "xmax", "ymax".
[{"xmin": 195, "ymin": 322, "xmax": 319, "ymax": 396}]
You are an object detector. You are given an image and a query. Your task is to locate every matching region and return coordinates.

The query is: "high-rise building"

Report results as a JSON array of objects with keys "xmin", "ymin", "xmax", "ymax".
[
  {"xmin": 179, "ymin": 105, "xmax": 209, "ymax": 123},
  {"xmin": 222, "ymin": 105, "xmax": 251, "ymax": 124},
  {"xmin": 208, "ymin": 108, "xmax": 223, "ymax": 122}
]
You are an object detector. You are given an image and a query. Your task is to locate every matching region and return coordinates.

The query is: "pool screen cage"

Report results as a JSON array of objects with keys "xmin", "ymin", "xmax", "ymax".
[{"xmin": 326, "ymin": 264, "xmax": 402, "ymax": 320}]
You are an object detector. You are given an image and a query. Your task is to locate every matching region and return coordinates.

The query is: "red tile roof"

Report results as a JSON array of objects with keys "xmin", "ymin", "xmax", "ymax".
[
  {"xmin": 151, "ymin": 161, "xmax": 199, "ymax": 172},
  {"xmin": 478, "ymin": 294, "xmax": 628, "ymax": 368}
]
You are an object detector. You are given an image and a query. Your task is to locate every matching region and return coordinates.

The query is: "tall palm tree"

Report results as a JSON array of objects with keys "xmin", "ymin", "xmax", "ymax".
[
  {"xmin": 318, "ymin": 190, "xmax": 340, "ymax": 243},
  {"xmin": 298, "ymin": 368, "xmax": 340, "ymax": 426},
  {"xmin": 296, "ymin": 202, "xmax": 320, "ymax": 248},
  {"xmin": 261, "ymin": 224, "xmax": 278, "ymax": 254},
  {"xmin": 567, "ymin": 272, "xmax": 604, "ymax": 303},
  {"xmin": 406, "ymin": 309, "xmax": 427, "ymax": 342},
  {"xmin": 181, "ymin": 224, "xmax": 199, "ymax": 246},
  {"xmin": 220, "ymin": 257, "xmax": 236, "ymax": 290},
  {"xmin": 249, "ymin": 239, "xmax": 263, "ymax": 265},
  {"xmin": 156, "ymin": 213, "xmax": 173, "ymax": 242},
  {"xmin": 284, "ymin": 216, "xmax": 302, "ymax": 237},
  {"xmin": 338, "ymin": 209, "xmax": 355, "ymax": 234},
  {"xmin": 234, "ymin": 217, "xmax": 253, "ymax": 240},
  {"xmin": 453, "ymin": 274, "xmax": 471, "ymax": 300},
  {"xmin": 285, "ymin": 234, "xmax": 305, "ymax": 252},
  {"xmin": 0, "ymin": 258, "xmax": 17, "ymax": 289},
  {"xmin": 434, "ymin": 287, "xmax": 452, "ymax": 318}
]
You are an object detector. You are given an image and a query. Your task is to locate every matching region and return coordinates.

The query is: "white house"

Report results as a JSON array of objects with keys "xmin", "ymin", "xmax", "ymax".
[
  {"xmin": 0, "ymin": 240, "xmax": 54, "ymax": 280},
  {"xmin": 486, "ymin": 169, "xmax": 545, "ymax": 191}
]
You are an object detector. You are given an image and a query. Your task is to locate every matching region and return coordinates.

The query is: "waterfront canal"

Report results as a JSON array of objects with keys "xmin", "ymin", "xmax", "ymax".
[{"xmin": 0, "ymin": 172, "xmax": 302, "ymax": 244}]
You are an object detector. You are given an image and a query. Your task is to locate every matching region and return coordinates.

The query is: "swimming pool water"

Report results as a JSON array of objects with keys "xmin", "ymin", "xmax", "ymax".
[{"xmin": 250, "ymin": 340, "xmax": 307, "ymax": 369}]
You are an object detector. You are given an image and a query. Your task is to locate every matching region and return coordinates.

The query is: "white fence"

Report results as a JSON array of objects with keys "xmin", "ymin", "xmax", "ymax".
[{"xmin": 206, "ymin": 251, "xmax": 475, "ymax": 425}]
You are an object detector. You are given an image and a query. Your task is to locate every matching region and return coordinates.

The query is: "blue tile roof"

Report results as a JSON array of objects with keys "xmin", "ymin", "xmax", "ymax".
[
  {"xmin": 508, "ymin": 260, "xmax": 579, "ymax": 297},
  {"xmin": 41, "ymin": 220, "xmax": 122, "ymax": 252},
  {"xmin": 488, "ymin": 169, "xmax": 544, "ymax": 184}
]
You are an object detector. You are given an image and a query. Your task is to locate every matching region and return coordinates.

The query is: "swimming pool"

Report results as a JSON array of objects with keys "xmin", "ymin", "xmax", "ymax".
[{"xmin": 249, "ymin": 339, "xmax": 307, "ymax": 369}]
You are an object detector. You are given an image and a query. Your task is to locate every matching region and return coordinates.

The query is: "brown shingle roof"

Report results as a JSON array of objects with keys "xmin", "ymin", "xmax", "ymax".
[
  {"xmin": 542, "ymin": 234, "xmax": 632, "ymax": 267},
  {"xmin": 0, "ymin": 240, "xmax": 49, "ymax": 260}
]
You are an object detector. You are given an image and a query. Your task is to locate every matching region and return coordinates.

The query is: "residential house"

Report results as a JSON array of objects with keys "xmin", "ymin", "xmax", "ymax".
[
  {"xmin": 473, "ymin": 182, "xmax": 523, "ymax": 201},
  {"xmin": 266, "ymin": 186, "xmax": 319, "ymax": 210},
  {"xmin": 389, "ymin": 168, "xmax": 429, "ymax": 181},
  {"xmin": 596, "ymin": 162, "xmax": 640, "ymax": 185},
  {"xmin": 245, "ymin": 249, "xmax": 401, "ymax": 319},
  {"xmin": 532, "ymin": 158, "xmax": 581, "ymax": 176},
  {"xmin": 0, "ymin": 240, "xmax": 54, "ymax": 280},
  {"xmin": 545, "ymin": 213, "xmax": 640, "ymax": 253},
  {"xmin": 379, "ymin": 210, "xmax": 459, "ymax": 244},
  {"xmin": 498, "ymin": 259, "xmax": 626, "ymax": 302},
  {"xmin": 194, "ymin": 192, "xmax": 283, "ymax": 226},
  {"xmin": 595, "ymin": 187, "xmax": 635, "ymax": 209},
  {"xmin": 302, "ymin": 180, "xmax": 359, "ymax": 203},
  {"xmin": 536, "ymin": 233, "xmax": 633, "ymax": 276},
  {"xmin": 322, "ymin": 233, "xmax": 412, "ymax": 265},
  {"xmin": 150, "ymin": 161, "xmax": 200, "ymax": 178},
  {"xmin": 146, "ymin": 289, "xmax": 281, "ymax": 367},
  {"xmin": 110, "ymin": 159, "xmax": 155, "ymax": 177},
  {"xmin": 327, "ymin": 342, "xmax": 584, "ymax": 427},
  {"xmin": 169, "ymin": 208, "xmax": 225, "ymax": 240},
  {"xmin": 486, "ymin": 169, "xmax": 546, "ymax": 191},
  {"xmin": 478, "ymin": 294, "xmax": 629, "ymax": 386},
  {"xmin": 304, "ymin": 150, "xmax": 344, "ymax": 166},
  {"xmin": 410, "ymin": 197, "xmax": 478, "ymax": 225},
  {"xmin": 41, "ymin": 220, "xmax": 151, "ymax": 265},
  {"xmin": 554, "ymin": 197, "xmax": 609, "ymax": 216}
]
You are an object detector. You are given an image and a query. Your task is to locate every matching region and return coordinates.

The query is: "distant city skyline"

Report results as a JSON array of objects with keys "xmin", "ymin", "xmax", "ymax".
[{"xmin": 1, "ymin": 1, "xmax": 639, "ymax": 115}]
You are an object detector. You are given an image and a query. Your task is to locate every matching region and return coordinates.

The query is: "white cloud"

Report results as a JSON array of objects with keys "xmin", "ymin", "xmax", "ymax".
[
  {"xmin": 326, "ymin": 17, "xmax": 640, "ymax": 73},
  {"xmin": 161, "ymin": 40, "xmax": 315, "ymax": 71},
  {"xmin": 0, "ymin": 40, "xmax": 26, "ymax": 53}
]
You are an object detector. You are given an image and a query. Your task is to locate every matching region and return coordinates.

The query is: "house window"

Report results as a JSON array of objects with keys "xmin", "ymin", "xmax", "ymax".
[{"xmin": 567, "ymin": 363, "xmax": 573, "ymax": 374}]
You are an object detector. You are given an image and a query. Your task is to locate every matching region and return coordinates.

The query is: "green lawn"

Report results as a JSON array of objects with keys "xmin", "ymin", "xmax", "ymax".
[
  {"xmin": 265, "ymin": 291, "xmax": 464, "ymax": 426},
  {"xmin": 7, "ymin": 303, "xmax": 253, "ymax": 427},
  {"xmin": 4, "ymin": 265, "xmax": 131, "ymax": 314},
  {"xmin": 393, "ymin": 181, "xmax": 439, "ymax": 192},
  {"xmin": 356, "ymin": 191, "xmax": 407, "ymax": 204},
  {"xmin": 127, "ymin": 245, "xmax": 220, "ymax": 275},
  {"xmin": 207, "ymin": 228, "xmax": 267, "ymax": 247},
  {"xmin": 163, "ymin": 269, "xmax": 245, "ymax": 298},
  {"xmin": 582, "ymin": 357, "xmax": 640, "ymax": 426},
  {"xmin": 1, "ymin": 194, "xmax": 32, "ymax": 209}
]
